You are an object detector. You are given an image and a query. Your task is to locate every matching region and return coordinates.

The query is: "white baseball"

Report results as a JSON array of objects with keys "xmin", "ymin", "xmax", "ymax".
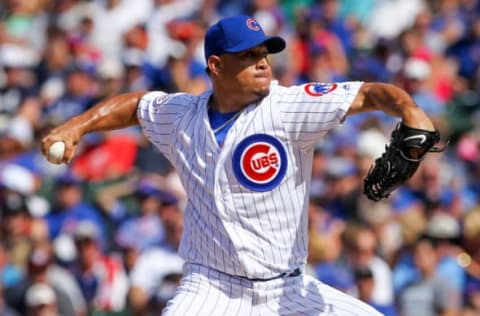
[{"xmin": 48, "ymin": 141, "xmax": 66, "ymax": 164}]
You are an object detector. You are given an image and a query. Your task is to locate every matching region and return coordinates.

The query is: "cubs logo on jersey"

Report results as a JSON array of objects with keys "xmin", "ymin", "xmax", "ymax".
[
  {"xmin": 304, "ymin": 83, "xmax": 338, "ymax": 97},
  {"xmin": 232, "ymin": 134, "xmax": 287, "ymax": 192}
]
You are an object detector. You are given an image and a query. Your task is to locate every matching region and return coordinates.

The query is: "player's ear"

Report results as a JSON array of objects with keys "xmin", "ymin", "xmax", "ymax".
[{"xmin": 207, "ymin": 55, "xmax": 223, "ymax": 75}]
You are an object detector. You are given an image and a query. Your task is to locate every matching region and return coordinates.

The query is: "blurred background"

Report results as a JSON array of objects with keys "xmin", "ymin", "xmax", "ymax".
[{"xmin": 0, "ymin": 0, "xmax": 479, "ymax": 315}]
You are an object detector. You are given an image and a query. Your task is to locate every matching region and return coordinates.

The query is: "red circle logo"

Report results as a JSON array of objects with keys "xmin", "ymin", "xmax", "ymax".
[
  {"xmin": 304, "ymin": 83, "xmax": 338, "ymax": 97},
  {"xmin": 233, "ymin": 134, "xmax": 287, "ymax": 191},
  {"xmin": 246, "ymin": 18, "xmax": 261, "ymax": 31},
  {"xmin": 241, "ymin": 143, "xmax": 281, "ymax": 183}
]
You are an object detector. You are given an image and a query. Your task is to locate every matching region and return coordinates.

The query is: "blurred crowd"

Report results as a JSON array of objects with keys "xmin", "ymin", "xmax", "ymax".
[{"xmin": 0, "ymin": 0, "xmax": 480, "ymax": 315}]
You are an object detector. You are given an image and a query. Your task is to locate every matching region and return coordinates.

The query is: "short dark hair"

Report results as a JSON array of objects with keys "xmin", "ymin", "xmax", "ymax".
[
  {"xmin": 1, "ymin": 191, "xmax": 29, "ymax": 217},
  {"xmin": 353, "ymin": 266, "xmax": 373, "ymax": 280}
]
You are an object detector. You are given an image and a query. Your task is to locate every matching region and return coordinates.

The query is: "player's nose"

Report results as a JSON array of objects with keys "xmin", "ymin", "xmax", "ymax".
[{"xmin": 256, "ymin": 56, "xmax": 269, "ymax": 69}]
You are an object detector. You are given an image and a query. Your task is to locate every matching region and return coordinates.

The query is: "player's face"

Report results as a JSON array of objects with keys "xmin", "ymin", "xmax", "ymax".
[{"xmin": 220, "ymin": 45, "xmax": 272, "ymax": 99}]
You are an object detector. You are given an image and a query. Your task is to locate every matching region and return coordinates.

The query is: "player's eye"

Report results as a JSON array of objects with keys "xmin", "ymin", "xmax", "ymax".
[{"xmin": 244, "ymin": 51, "xmax": 268, "ymax": 60}]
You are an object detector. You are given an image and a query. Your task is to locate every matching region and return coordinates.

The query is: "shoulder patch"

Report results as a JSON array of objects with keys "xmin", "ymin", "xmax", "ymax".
[
  {"xmin": 152, "ymin": 96, "xmax": 164, "ymax": 107},
  {"xmin": 149, "ymin": 92, "xmax": 170, "ymax": 110},
  {"xmin": 232, "ymin": 134, "xmax": 287, "ymax": 192},
  {"xmin": 304, "ymin": 83, "xmax": 338, "ymax": 97}
]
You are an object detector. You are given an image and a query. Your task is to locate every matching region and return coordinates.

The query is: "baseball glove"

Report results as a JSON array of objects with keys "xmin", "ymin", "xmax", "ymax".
[{"xmin": 364, "ymin": 123, "xmax": 445, "ymax": 201}]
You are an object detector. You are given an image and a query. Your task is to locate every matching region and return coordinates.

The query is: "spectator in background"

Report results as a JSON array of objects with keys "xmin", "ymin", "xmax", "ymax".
[
  {"xmin": 123, "ymin": 23, "xmax": 149, "ymax": 54},
  {"xmin": 122, "ymin": 47, "xmax": 151, "ymax": 92},
  {"xmin": 367, "ymin": 0, "xmax": 425, "ymax": 41},
  {"xmin": 0, "ymin": 116, "xmax": 34, "ymax": 168},
  {"xmin": 461, "ymin": 207, "xmax": 480, "ymax": 309},
  {"xmin": 0, "ymin": 282, "xmax": 18, "ymax": 316},
  {"xmin": 127, "ymin": 186, "xmax": 183, "ymax": 314},
  {"xmin": 20, "ymin": 239, "xmax": 88, "ymax": 316},
  {"xmin": 43, "ymin": 171, "xmax": 106, "ymax": 249},
  {"xmin": 445, "ymin": 76, "xmax": 480, "ymax": 145},
  {"xmin": 322, "ymin": 157, "xmax": 362, "ymax": 221},
  {"xmin": 53, "ymin": 0, "xmax": 96, "ymax": 35},
  {"xmin": 431, "ymin": 0, "xmax": 468, "ymax": 50},
  {"xmin": 356, "ymin": 199, "xmax": 401, "ymax": 267},
  {"xmin": 397, "ymin": 235, "xmax": 462, "ymax": 316},
  {"xmin": 307, "ymin": 197, "xmax": 353, "ymax": 293},
  {"xmin": 424, "ymin": 213, "xmax": 467, "ymax": 294},
  {"xmin": 354, "ymin": 266, "xmax": 397, "ymax": 316},
  {"xmin": 4, "ymin": 242, "xmax": 76, "ymax": 316},
  {"xmin": 145, "ymin": 0, "xmax": 202, "ymax": 68},
  {"xmin": 36, "ymin": 27, "xmax": 73, "ymax": 84},
  {"xmin": 338, "ymin": 0, "xmax": 375, "ymax": 27},
  {"xmin": 398, "ymin": 27, "xmax": 457, "ymax": 107},
  {"xmin": 42, "ymin": 62, "xmax": 98, "ymax": 127},
  {"xmin": 410, "ymin": 7, "xmax": 447, "ymax": 55},
  {"xmin": 24, "ymin": 283, "xmax": 60, "ymax": 316},
  {"xmin": 348, "ymin": 35, "xmax": 393, "ymax": 84},
  {"xmin": 402, "ymin": 57, "xmax": 446, "ymax": 122},
  {"xmin": 88, "ymin": 0, "xmax": 152, "ymax": 61},
  {"xmin": 96, "ymin": 58, "xmax": 126, "ymax": 99},
  {"xmin": 133, "ymin": 133, "xmax": 174, "ymax": 177},
  {"xmin": 409, "ymin": 11, "xmax": 458, "ymax": 106},
  {"xmin": 250, "ymin": 0, "xmax": 286, "ymax": 37},
  {"xmin": 311, "ymin": 0, "xmax": 356, "ymax": 56},
  {"xmin": 343, "ymin": 223, "xmax": 395, "ymax": 308},
  {"xmin": 0, "ymin": 189, "xmax": 34, "ymax": 271},
  {"xmin": 1, "ymin": 107, "xmax": 40, "ymax": 189},
  {"xmin": 448, "ymin": 15, "xmax": 480, "ymax": 82},
  {"xmin": 309, "ymin": 146, "xmax": 329, "ymax": 197},
  {"xmin": 463, "ymin": 279, "xmax": 480, "ymax": 316},
  {"xmin": 156, "ymin": 194, "xmax": 183, "ymax": 254},
  {"xmin": 151, "ymin": 17, "xmax": 209, "ymax": 95},
  {"xmin": 65, "ymin": 7, "xmax": 102, "ymax": 66},
  {"xmin": 0, "ymin": 242, "xmax": 22, "ymax": 289},
  {"xmin": 128, "ymin": 201, "xmax": 184, "ymax": 315},
  {"xmin": 129, "ymin": 246, "xmax": 183, "ymax": 316},
  {"xmin": 298, "ymin": 41, "xmax": 344, "ymax": 83},
  {"xmin": 1, "ymin": 103, "xmax": 45, "ymax": 177},
  {"xmin": 293, "ymin": 8, "xmax": 349, "ymax": 84},
  {"xmin": 114, "ymin": 183, "xmax": 169, "ymax": 273},
  {"xmin": 408, "ymin": 156, "xmax": 464, "ymax": 218},
  {"xmin": 0, "ymin": 162, "xmax": 49, "ymax": 228},
  {"xmin": 70, "ymin": 220, "xmax": 128, "ymax": 314},
  {"xmin": 0, "ymin": 45, "xmax": 39, "ymax": 122},
  {"xmin": 120, "ymin": 22, "xmax": 152, "ymax": 91},
  {"xmin": 0, "ymin": 0, "xmax": 48, "ymax": 53}
]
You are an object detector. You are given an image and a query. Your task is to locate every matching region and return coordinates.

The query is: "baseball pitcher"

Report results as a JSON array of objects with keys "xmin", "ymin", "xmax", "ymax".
[{"xmin": 42, "ymin": 15, "xmax": 443, "ymax": 316}]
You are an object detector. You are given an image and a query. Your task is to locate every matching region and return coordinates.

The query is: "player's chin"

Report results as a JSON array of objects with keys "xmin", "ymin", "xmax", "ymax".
[
  {"xmin": 252, "ymin": 80, "xmax": 271, "ymax": 97},
  {"xmin": 253, "ymin": 87, "xmax": 270, "ymax": 99}
]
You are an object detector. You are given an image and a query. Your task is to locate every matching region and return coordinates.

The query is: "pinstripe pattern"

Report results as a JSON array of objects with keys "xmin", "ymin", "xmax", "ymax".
[
  {"xmin": 137, "ymin": 81, "xmax": 381, "ymax": 315},
  {"xmin": 162, "ymin": 264, "xmax": 383, "ymax": 315},
  {"xmin": 137, "ymin": 81, "xmax": 363, "ymax": 279}
]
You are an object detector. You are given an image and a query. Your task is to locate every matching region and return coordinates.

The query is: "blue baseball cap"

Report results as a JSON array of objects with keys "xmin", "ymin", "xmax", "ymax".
[{"xmin": 204, "ymin": 15, "xmax": 286, "ymax": 64}]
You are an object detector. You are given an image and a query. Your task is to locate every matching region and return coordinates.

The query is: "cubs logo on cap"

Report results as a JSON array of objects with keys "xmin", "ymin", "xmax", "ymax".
[
  {"xmin": 246, "ymin": 18, "xmax": 261, "ymax": 31},
  {"xmin": 304, "ymin": 83, "xmax": 338, "ymax": 97},
  {"xmin": 204, "ymin": 15, "xmax": 286, "ymax": 64},
  {"xmin": 232, "ymin": 134, "xmax": 287, "ymax": 192}
]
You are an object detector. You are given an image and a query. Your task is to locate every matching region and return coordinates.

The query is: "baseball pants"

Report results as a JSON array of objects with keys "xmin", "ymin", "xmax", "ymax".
[{"xmin": 162, "ymin": 263, "xmax": 384, "ymax": 316}]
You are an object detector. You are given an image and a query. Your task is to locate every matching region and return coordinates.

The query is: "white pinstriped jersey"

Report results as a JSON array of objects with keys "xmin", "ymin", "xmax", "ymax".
[{"xmin": 137, "ymin": 80, "xmax": 363, "ymax": 280}]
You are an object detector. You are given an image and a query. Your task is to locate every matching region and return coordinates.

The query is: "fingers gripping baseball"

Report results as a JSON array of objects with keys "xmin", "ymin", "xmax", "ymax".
[
  {"xmin": 47, "ymin": 141, "xmax": 66, "ymax": 164},
  {"xmin": 41, "ymin": 128, "xmax": 80, "ymax": 164}
]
